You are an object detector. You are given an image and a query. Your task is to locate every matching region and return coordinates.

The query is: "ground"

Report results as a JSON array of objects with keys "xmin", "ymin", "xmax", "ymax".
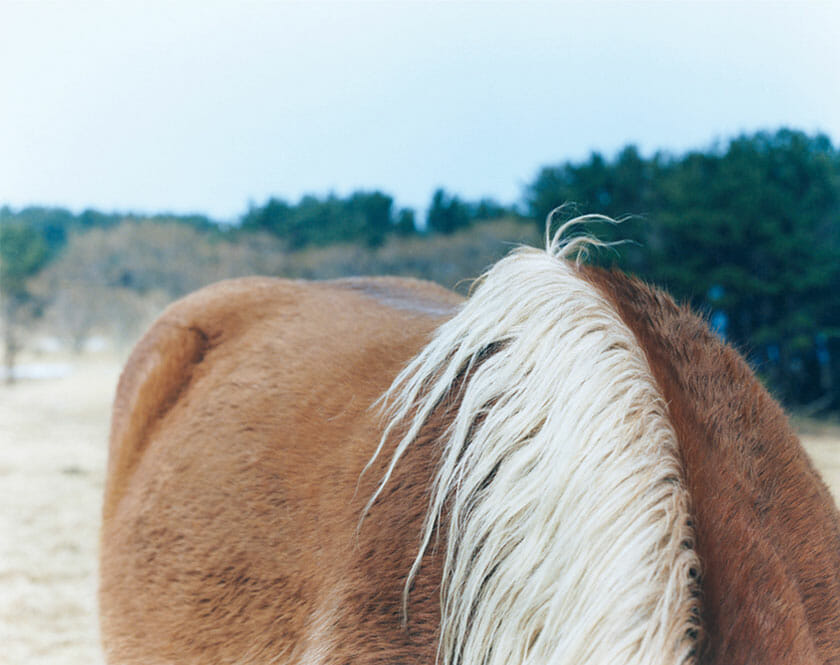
[
  {"xmin": 1, "ymin": 354, "xmax": 839, "ymax": 665},
  {"xmin": 1, "ymin": 354, "xmax": 117, "ymax": 665}
]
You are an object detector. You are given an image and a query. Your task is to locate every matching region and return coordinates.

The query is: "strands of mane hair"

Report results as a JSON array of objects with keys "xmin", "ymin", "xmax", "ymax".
[{"xmin": 365, "ymin": 219, "xmax": 702, "ymax": 665}]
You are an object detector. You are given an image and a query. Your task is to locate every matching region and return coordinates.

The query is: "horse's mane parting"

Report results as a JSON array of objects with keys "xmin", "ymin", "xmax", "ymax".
[{"xmin": 364, "ymin": 218, "xmax": 702, "ymax": 665}]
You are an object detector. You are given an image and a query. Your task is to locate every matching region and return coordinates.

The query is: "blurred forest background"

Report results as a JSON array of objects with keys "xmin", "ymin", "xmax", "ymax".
[{"xmin": 2, "ymin": 128, "xmax": 839, "ymax": 414}]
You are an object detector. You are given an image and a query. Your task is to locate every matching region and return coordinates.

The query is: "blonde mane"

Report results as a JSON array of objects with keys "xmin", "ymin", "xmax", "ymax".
[{"xmin": 365, "ymin": 221, "xmax": 701, "ymax": 665}]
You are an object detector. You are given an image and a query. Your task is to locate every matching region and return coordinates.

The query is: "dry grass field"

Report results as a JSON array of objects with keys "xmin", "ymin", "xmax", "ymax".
[
  {"xmin": 1, "ymin": 354, "xmax": 119, "ymax": 665},
  {"xmin": 2, "ymin": 352, "xmax": 839, "ymax": 665}
]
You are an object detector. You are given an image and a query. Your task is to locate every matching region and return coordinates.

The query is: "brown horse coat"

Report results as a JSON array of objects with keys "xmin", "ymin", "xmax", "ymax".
[
  {"xmin": 101, "ymin": 276, "xmax": 459, "ymax": 664},
  {"xmin": 100, "ymin": 244, "xmax": 840, "ymax": 664}
]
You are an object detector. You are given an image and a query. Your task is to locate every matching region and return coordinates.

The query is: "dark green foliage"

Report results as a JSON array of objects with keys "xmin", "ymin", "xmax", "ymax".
[
  {"xmin": 0, "ymin": 223, "xmax": 52, "ymax": 382},
  {"xmin": 240, "ymin": 197, "xmax": 295, "ymax": 237},
  {"xmin": 427, "ymin": 188, "xmax": 470, "ymax": 234},
  {"xmin": 0, "ymin": 206, "xmax": 73, "ymax": 257},
  {"xmin": 471, "ymin": 197, "xmax": 516, "ymax": 222},
  {"xmin": 0, "ymin": 205, "xmax": 219, "ymax": 259},
  {"xmin": 241, "ymin": 190, "xmax": 400, "ymax": 249},
  {"xmin": 527, "ymin": 146, "xmax": 655, "ymax": 230},
  {"xmin": 0, "ymin": 223, "xmax": 50, "ymax": 296},
  {"xmin": 395, "ymin": 208, "xmax": 417, "ymax": 235},
  {"xmin": 347, "ymin": 190, "xmax": 394, "ymax": 248},
  {"xmin": 239, "ymin": 189, "xmax": 512, "ymax": 245},
  {"xmin": 527, "ymin": 129, "xmax": 840, "ymax": 412}
]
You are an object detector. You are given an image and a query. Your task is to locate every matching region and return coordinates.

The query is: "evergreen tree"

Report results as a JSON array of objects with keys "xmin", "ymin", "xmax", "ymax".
[{"xmin": 427, "ymin": 188, "xmax": 470, "ymax": 234}]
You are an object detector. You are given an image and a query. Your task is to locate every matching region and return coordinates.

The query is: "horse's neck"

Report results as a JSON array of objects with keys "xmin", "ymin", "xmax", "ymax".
[
  {"xmin": 585, "ymin": 267, "xmax": 840, "ymax": 664},
  {"xmin": 373, "ymin": 250, "xmax": 702, "ymax": 665}
]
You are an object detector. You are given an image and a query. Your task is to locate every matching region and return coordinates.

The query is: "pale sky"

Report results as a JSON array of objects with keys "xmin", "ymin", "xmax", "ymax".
[{"xmin": 1, "ymin": 1, "xmax": 838, "ymax": 222}]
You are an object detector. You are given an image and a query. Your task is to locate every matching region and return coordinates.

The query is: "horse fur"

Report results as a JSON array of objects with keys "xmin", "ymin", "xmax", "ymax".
[
  {"xmin": 99, "ymin": 225, "xmax": 840, "ymax": 665},
  {"xmin": 368, "ymin": 233, "xmax": 701, "ymax": 665}
]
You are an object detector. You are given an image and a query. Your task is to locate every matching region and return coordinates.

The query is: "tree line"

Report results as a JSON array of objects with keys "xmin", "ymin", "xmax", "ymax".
[
  {"xmin": 1, "ymin": 128, "xmax": 838, "ymax": 414},
  {"xmin": 238, "ymin": 189, "xmax": 515, "ymax": 248},
  {"xmin": 526, "ymin": 129, "xmax": 839, "ymax": 412}
]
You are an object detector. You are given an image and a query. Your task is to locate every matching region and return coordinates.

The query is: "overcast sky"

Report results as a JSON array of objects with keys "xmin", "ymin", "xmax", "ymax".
[{"xmin": 1, "ymin": 1, "xmax": 838, "ymax": 221}]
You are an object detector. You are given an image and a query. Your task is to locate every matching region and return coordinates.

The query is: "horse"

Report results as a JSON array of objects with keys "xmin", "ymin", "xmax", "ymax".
[{"xmin": 99, "ymin": 223, "xmax": 840, "ymax": 665}]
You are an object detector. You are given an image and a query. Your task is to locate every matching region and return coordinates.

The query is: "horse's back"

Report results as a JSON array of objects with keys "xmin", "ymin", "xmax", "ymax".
[{"xmin": 100, "ymin": 276, "xmax": 460, "ymax": 664}]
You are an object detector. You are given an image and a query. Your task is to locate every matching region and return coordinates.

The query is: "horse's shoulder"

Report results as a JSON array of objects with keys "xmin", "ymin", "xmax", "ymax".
[
  {"xmin": 112, "ymin": 275, "xmax": 455, "ymax": 417},
  {"xmin": 105, "ymin": 276, "xmax": 455, "ymax": 519}
]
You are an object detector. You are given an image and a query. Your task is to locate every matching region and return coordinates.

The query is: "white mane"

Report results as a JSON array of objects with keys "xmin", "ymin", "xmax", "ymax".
[{"xmin": 366, "ymin": 221, "xmax": 701, "ymax": 665}]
